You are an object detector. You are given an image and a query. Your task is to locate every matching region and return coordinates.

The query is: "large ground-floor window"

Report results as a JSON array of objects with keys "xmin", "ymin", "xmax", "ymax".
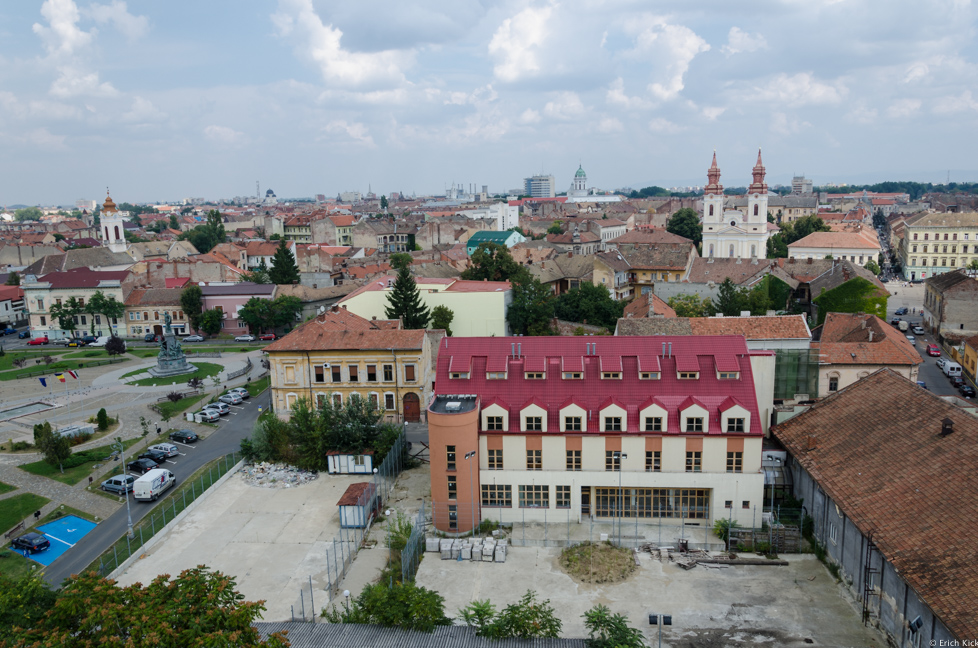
[{"xmin": 593, "ymin": 487, "xmax": 710, "ymax": 519}]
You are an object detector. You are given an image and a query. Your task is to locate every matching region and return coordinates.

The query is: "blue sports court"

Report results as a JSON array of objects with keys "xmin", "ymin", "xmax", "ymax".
[{"xmin": 24, "ymin": 515, "xmax": 97, "ymax": 566}]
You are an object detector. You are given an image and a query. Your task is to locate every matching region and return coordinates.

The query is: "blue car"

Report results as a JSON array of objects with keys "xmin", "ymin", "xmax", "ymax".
[
  {"xmin": 18, "ymin": 330, "xmax": 30, "ymax": 339},
  {"xmin": 0, "ymin": 327, "xmax": 16, "ymax": 336},
  {"xmin": 895, "ymin": 307, "xmax": 908, "ymax": 315}
]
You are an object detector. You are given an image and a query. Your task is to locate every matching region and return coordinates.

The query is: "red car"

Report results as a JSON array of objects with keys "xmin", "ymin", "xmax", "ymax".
[
  {"xmin": 27, "ymin": 336, "xmax": 49, "ymax": 346},
  {"xmin": 259, "ymin": 333, "xmax": 276, "ymax": 341},
  {"xmin": 926, "ymin": 344, "xmax": 941, "ymax": 357}
]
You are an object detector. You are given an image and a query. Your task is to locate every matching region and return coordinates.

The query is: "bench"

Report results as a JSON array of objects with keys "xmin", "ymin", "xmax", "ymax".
[{"xmin": 4, "ymin": 521, "xmax": 25, "ymax": 539}]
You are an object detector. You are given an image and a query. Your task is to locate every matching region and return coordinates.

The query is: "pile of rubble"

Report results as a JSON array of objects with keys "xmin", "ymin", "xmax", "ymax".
[{"xmin": 239, "ymin": 462, "xmax": 318, "ymax": 488}]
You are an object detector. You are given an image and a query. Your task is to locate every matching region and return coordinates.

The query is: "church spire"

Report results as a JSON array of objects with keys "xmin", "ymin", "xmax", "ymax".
[
  {"xmin": 748, "ymin": 148, "xmax": 767, "ymax": 194},
  {"xmin": 705, "ymin": 151, "xmax": 723, "ymax": 195}
]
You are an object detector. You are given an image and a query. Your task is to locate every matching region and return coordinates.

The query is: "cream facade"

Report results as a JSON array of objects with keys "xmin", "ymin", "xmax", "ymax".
[{"xmin": 900, "ymin": 211, "xmax": 978, "ymax": 281}]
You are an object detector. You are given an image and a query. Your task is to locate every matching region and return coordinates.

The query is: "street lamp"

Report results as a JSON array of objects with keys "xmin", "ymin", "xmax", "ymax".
[
  {"xmin": 464, "ymin": 451, "xmax": 477, "ymax": 536},
  {"xmin": 112, "ymin": 436, "xmax": 134, "ymax": 540},
  {"xmin": 614, "ymin": 451, "xmax": 627, "ymax": 547}
]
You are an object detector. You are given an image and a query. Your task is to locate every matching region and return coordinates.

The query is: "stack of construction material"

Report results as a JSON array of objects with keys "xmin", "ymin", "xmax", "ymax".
[
  {"xmin": 482, "ymin": 538, "xmax": 496, "ymax": 561},
  {"xmin": 494, "ymin": 539, "xmax": 507, "ymax": 563},
  {"xmin": 440, "ymin": 539, "xmax": 453, "ymax": 560},
  {"xmin": 426, "ymin": 537, "xmax": 441, "ymax": 553}
]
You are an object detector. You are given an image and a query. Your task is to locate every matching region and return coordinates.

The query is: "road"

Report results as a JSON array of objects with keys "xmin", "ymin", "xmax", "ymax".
[{"xmin": 42, "ymin": 388, "xmax": 271, "ymax": 588}]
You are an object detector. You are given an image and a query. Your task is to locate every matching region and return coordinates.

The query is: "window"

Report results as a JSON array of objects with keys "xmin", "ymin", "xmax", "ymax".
[
  {"xmin": 601, "ymin": 372, "xmax": 620, "ymax": 379},
  {"xmin": 450, "ymin": 372, "xmax": 469, "ymax": 379},
  {"xmin": 646, "ymin": 451, "xmax": 661, "ymax": 472},
  {"xmin": 448, "ymin": 504, "xmax": 457, "ymax": 530},
  {"xmin": 447, "ymin": 476, "xmax": 457, "ymax": 500},
  {"xmin": 487, "ymin": 371, "xmax": 506, "ymax": 379},
  {"xmin": 482, "ymin": 484, "xmax": 512, "ymax": 507},
  {"xmin": 565, "ymin": 416, "xmax": 582, "ymax": 431},
  {"xmin": 526, "ymin": 450, "xmax": 542, "ymax": 470},
  {"xmin": 725, "ymin": 500, "xmax": 732, "ymax": 508},
  {"xmin": 314, "ymin": 366, "xmax": 325, "ymax": 383},
  {"xmin": 562, "ymin": 372, "xmax": 582, "ymax": 379},
  {"xmin": 349, "ymin": 365, "xmax": 359, "ymax": 382},
  {"xmin": 726, "ymin": 451, "xmax": 743, "ymax": 473},
  {"xmin": 405, "ymin": 364, "xmax": 416, "ymax": 381},
  {"xmin": 40, "ymin": 316, "xmax": 46, "ymax": 326},
  {"xmin": 640, "ymin": 372, "xmax": 660, "ymax": 379},
  {"xmin": 604, "ymin": 417, "xmax": 622, "ymax": 432},
  {"xmin": 524, "ymin": 372, "xmax": 545, "ymax": 379},
  {"xmin": 384, "ymin": 393, "xmax": 395, "ymax": 410},
  {"xmin": 525, "ymin": 416, "xmax": 542, "ymax": 431},
  {"xmin": 366, "ymin": 365, "xmax": 377, "ymax": 382},
  {"xmin": 383, "ymin": 364, "xmax": 393, "ymax": 381},
  {"xmin": 556, "ymin": 485, "xmax": 571, "ymax": 508},
  {"xmin": 678, "ymin": 372, "xmax": 699, "ymax": 379},
  {"xmin": 285, "ymin": 366, "xmax": 296, "ymax": 383},
  {"xmin": 644, "ymin": 417, "xmax": 663, "ymax": 432},
  {"xmin": 685, "ymin": 451, "xmax": 702, "ymax": 472},
  {"xmin": 332, "ymin": 393, "xmax": 342, "ymax": 408},
  {"xmin": 685, "ymin": 417, "xmax": 704, "ymax": 432},
  {"xmin": 718, "ymin": 372, "xmax": 739, "ymax": 379},
  {"xmin": 742, "ymin": 501, "xmax": 750, "ymax": 509},
  {"xmin": 923, "ymin": 245, "xmax": 928, "ymax": 253},
  {"xmin": 488, "ymin": 449, "xmax": 503, "ymax": 470},
  {"xmin": 80, "ymin": 315, "xmax": 87, "ymax": 325},
  {"xmin": 566, "ymin": 450, "xmax": 581, "ymax": 471},
  {"xmin": 486, "ymin": 416, "xmax": 504, "ymax": 431},
  {"xmin": 143, "ymin": 311, "xmax": 149, "ymax": 321},
  {"xmin": 829, "ymin": 376, "xmax": 839, "ymax": 392},
  {"xmin": 727, "ymin": 418, "xmax": 745, "ymax": 433},
  {"xmin": 446, "ymin": 445, "xmax": 456, "ymax": 471},
  {"xmin": 368, "ymin": 393, "xmax": 378, "ymax": 409},
  {"xmin": 944, "ymin": 233, "xmax": 949, "ymax": 240},
  {"xmin": 829, "ymin": 523, "xmax": 838, "ymax": 544},
  {"xmin": 913, "ymin": 233, "xmax": 918, "ymax": 240},
  {"xmin": 519, "ymin": 485, "xmax": 548, "ymax": 508},
  {"xmin": 912, "ymin": 245, "xmax": 917, "ymax": 253},
  {"xmin": 605, "ymin": 451, "xmax": 623, "ymax": 471},
  {"xmin": 924, "ymin": 233, "xmax": 929, "ymax": 240},
  {"xmin": 332, "ymin": 365, "xmax": 341, "ymax": 382}
]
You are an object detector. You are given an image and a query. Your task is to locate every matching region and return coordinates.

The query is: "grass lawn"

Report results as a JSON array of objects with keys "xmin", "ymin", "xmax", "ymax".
[
  {"xmin": 19, "ymin": 438, "xmax": 140, "ymax": 486},
  {"xmin": 0, "ymin": 351, "xmax": 64, "ymax": 371},
  {"xmin": 121, "ymin": 362, "xmax": 223, "ymax": 387},
  {"xmin": 0, "ymin": 548, "xmax": 42, "ymax": 580},
  {"xmin": 38, "ymin": 505, "xmax": 97, "ymax": 525},
  {"xmin": 245, "ymin": 375, "xmax": 269, "ymax": 397},
  {"xmin": 0, "ymin": 355, "xmax": 127, "ymax": 381},
  {"xmin": 0, "ymin": 493, "xmax": 50, "ymax": 535},
  {"xmin": 156, "ymin": 393, "xmax": 207, "ymax": 419},
  {"xmin": 0, "ymin": 481, "xmax": 16, "ymax": 496},
  {"xmin": 62, "ymin": 349, "xmax": 111, "ymax": 359}
]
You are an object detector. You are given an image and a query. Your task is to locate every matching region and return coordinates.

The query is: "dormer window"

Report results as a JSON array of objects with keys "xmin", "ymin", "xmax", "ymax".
[
  {"xmin": 678, "ymin": 372, "xmax": 699, "ymax": 380},
  {"xmin": 450, "ymin": 372, "xmax": 469, "ymax": 380},
  {"xmin": 487, "ymin": 372, "xmax": 507, "ymax": 379},
  {"xmin": 601, "ymin": 372, "xmax": 620, "ymax": 379},
  {"xmin": 717, "ymin": 372, "xmax": 739, "ymax": 379},
  {"xmin": 524, "ymin": 372, "xmax": 545, "ymax": 380},
  {"xmin": 562, "ymin": 372, "xmax": 582, "ymax": 379},
  {"xmin": 640, "ymin": 372, "xmax": 660, "ymax": 380}
]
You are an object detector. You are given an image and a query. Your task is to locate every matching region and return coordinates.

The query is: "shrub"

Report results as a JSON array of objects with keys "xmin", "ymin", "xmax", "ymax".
[
  {"xmin": 96, "ymin": 408, "xmax": 109, "ymax": 431},
  {"xmin": 166, "ymin": 391, "xmax": 183, "ymax": 403},
  {"xmin": 713, "ymin": 518, "xmax": 739, "ymax": 544},
  {"xmin": 321, "ymin": 582, "xmax": 450, "ymax": 632}
]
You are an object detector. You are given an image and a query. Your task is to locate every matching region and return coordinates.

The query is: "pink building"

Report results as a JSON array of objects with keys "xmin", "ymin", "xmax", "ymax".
[{"xmin": 200, "ymin": 282, "xmax": 276, "ymax": 336}]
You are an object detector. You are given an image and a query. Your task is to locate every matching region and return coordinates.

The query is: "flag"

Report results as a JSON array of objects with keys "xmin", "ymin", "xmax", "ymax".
[
  {"xmin": 67, "ymin": 370, "xmax": 79, "ymax": 379},
  {"xmin": 38, "ymin": 377, "xmax": 47, "ymax": 387},
  {"xmin": 56, "ymin": 373, "xmax": 65, "ymax": 383}
]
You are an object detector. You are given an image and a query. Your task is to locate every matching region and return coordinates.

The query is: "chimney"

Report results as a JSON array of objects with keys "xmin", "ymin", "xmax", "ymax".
[
  {"xmin": 868, "ymin": 329, "xmax": 874, "ymax": 342},
  {"xmin": 662, "ymin": 342, "xmax": 666, "ymax": 357},
  {"xmin": 806, "ymin": 435, "xmax": 817, "ymax": 451},
  {"xmin": 511, "ymin": 343, "xmax": 515, "ymax": 357},
  {"xmin": 807, "ymin": 257, "xmax": 812, "ymax": 264},
  {"xmin": 940, "ymin": 417, "xmax": 954, "ymax": 437},
  {"xmin": 517, "ymin": 343, "xmax": 521, "ymax": 357},
  {"xmin": 667, "ymin": 342, "xmax": 672, "ymax": 358}
]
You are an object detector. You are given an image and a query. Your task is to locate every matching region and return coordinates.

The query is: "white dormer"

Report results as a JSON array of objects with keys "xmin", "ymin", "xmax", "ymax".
[{"xmin": 481, "ymin": 402, "xmax": 509, "ymax": 432}]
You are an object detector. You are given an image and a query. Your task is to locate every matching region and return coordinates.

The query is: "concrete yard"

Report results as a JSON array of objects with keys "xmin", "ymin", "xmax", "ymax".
[
  {"xmin": 416, "ymin": 545, "xmax": 884, "ymax": 648},
  {"xmin": 115, "ymin": 472, "xmax": 367, "ymax": 621}
]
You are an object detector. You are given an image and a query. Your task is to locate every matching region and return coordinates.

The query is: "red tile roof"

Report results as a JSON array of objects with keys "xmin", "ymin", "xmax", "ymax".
[
  {"xmin": 337, "ymin": 482, "xmax": 376, "ymax": 507},
  {"xmin": 38, "ymin": 268, "xmax": 130, "ymax": 288},
  {"xmin": 264, "ymin": 309, "xmax": 419, "ymax": 352},
  {"xmin": 435, "ymin": 336, "xmax": 761, "ymax": 435},
  {"xmin": 813, "ymin": 313, "xmax": 921, "ymax": 366},
  {"xmin": 772, "ymin": 369, "xmax": 978, "ymax": 641},
  {"xmin": 621, "ymin": 293, "xmax": 678, "ymax": 319}
]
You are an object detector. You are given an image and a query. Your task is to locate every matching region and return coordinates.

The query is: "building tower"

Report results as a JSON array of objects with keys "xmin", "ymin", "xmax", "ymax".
[
  {"xmin": 746, "ymin": 149, "xmax": 769, "ymax": 233},
  {"xmin": 573, "ymin": 165, "xmax": 587, "ymax": 194},
  {"xmin": 702, "ymin": 152, "xmax": 724, "ymax": 257},
  {"xmin": 99, "ymin": 189, "xmax": 128, "ymax": 254}
]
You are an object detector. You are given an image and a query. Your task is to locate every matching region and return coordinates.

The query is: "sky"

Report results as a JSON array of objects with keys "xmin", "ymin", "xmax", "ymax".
[{"xmin": 2, "ymin": 0, "xmax": 978, "ymax": 206}]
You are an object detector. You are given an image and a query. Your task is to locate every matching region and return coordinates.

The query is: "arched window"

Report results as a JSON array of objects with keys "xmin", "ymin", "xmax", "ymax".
[
  {"xmin": 113, "ymin": 225, "xmax": 120, "ymax": 240},
  {"xmin": 754, "ymin": 204, "xmax": 759, "ymax": 216},
  {"xmin": 708, "ymin": 205, "xmax": 714, "ymax": 216},
  {"xmin": 729, "ymin": 244, "xmax": 735, "ymax": 258},
  {"xmin": 104, "ymin": 226, "xmax": 109, "ymax": 239}
]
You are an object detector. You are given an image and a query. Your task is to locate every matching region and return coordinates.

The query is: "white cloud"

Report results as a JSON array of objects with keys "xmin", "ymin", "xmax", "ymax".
[
  {"xmin": 721, "ymin": 27, "xmax": 768, "ymax": 56},
  {"xmin": 85, "ymin": 1, "xmax": 149, "ymax": 42},
  {"xmin": 20, "ymin": 127, "xmax": 68, "ymax": 150},
  {"xmin": 886, "ymin": 98, "xmax": 921, "ymax": 118},
  {"xmin": 203, "ymin": 125, "xmax": 246, "ymax": 145},
  {"xmin": 933, "ymin": 91, "xmax": 978, "ymax": 114},
  {"xmin": 597, "ymin": 117, "xmax": 623, "ymax": 133},
  {"xmin": 625, "ymin": 16, "xmax": 710, "ymax": 101},
  {"xmin": 846, "ymin": 103, "xmax": 878, "ymax": 124},
  {"xmin": 488, "ymin": 4, "xmax": 554, "ymax": 83},
  {"xmin": 33, "ymin": 0, "xmax": 93, "ymax": 59},
  {"xmin": 702, "ymin": 106, "xmax": 725, "ymax": 121},
  {"xmin": 519, "ymin": 109, "xmax": 541, "ymax": 124},
  {"xmin": 543, "ymin": 92, "xmax": 585, "ymax": 120},
  {"xmin": 324, "ymin": 120, "xmax": 375, "ymax": 146},
  {"xmin": 122, "ymin": 96, "xmax": 166, "ymax": 123},
  {"xmin": 903, "ymin": 62, "xmax": 929, "ymax": 83},
  {"xmin": 648, "ymin": 117, "xmax": 682, "ymax": 133},
  {"xmin": 272, "ymin": 0, "xmax": 412, "ymax": 87},
  {"xmin": 50, "ymin": 66, "xmax": 117, "ymax": 98},
  {"xmin": 606, "ymin": 78, "xmax": 652, "ymax": 110},
  {"xmin": 752, "ymin": 73, "xmax": 846, "ymax": 107},
  {"xmin": 770, "ymin": 112, "xmax": 811, "ymax": 135}
]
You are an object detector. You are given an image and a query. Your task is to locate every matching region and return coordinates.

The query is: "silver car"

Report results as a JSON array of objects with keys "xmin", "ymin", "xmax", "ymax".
[
  {"xmin": 203, "ymin": 402, "xmax": 230, "ymax": 416},
  {"xmin": 219, "ymin": 393, "xmax": 243, "ymax": 405},
  {"xmin": 228, "ymin": 387, "xmax": 250, "ymax": 400},
  {"xmin": 196, "ymin": 409, "xmax": 220, "ymax": 423}
]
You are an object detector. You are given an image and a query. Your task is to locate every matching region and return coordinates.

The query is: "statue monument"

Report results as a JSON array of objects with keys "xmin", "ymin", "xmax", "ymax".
[{"xmin": 147, "ymin": 313, "xmax": 197, "ymax": 378}]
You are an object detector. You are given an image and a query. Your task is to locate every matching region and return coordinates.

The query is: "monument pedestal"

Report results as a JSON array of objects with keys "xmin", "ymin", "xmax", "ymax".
[{"xmin": 147, "ymin": 331, "xmax": 197, "ymax": 378}]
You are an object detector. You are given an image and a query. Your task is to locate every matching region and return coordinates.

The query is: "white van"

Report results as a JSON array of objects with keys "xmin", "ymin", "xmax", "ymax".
[
  {"xmin": 89, "ymin": 336, "xmax": 110, "ymax": 347},
  {"xmin": 133, "ymin": 468, "xmax": 176, "ymax": 502},
  {"xmin": 943, "ymin": 362, "xmax": 963, "ymax": 378}
]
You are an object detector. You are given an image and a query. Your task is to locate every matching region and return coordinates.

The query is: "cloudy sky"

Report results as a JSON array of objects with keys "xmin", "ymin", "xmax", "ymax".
[{"xmin": 2, "ymin": 0, "xmax": 977, "ymax": 205}]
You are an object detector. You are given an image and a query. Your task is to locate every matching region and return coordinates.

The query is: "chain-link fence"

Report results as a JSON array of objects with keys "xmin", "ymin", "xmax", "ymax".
[
  {"xmin": 91, "ymin": 451, "xmax": 241, "ymax": 576},
  {"xmin": 399, "ymin": 499, "xmax": 427, "ymax": 583}
]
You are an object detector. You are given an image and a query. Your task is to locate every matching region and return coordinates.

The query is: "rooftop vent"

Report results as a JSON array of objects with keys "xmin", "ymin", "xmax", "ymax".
[
  {"xmin": 940, "ymin": 417, "xmax": 954, "ymax": 437},
  {"xmin": 445, "ymin": 402, "xmax": 462, "ymax": 412}
]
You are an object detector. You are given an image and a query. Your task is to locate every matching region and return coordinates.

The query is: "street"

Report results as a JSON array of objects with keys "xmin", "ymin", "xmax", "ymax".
[{"xmin": 42, "ymin": 388, "xmax": 271, "ymax": 588}]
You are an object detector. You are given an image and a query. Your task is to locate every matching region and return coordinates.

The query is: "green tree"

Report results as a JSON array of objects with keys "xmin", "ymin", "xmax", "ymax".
[
  {"xmin": 269, "ymin": 232, "xmax": 281, "ymax": 241},
  {"xmin": 33, "ymin": 421, "xmax": 71, "ymax": 474},
  {"xmin": 3, "ymin": 568, "xmax": 288, "ymax": 648},
  {"xmin": 96, "ymin": 408, "xmax": 109, "ymax": 431},
  {"xmin": 238, "ymin": 297, "xmax": 273, "ymax": 334},
  {"xmin": 0, "ymin": 572, "xmax": 57, "ymax": 643},
  {"xmin": 554, "ymin": 282, "xmax": 625, "ymax": 331},
  {"xmin": 430, "ymin": 305, "xmax": 454, "ymax": 336},
  {"xmin": 667, "ymin": 293, "xmax": 714, "ymax": 318},
  {"xmin": 86, "ymin": 290, "xmax": 124, "ymax": 334},
  {"xmin": 385, "ymin": 266, "xmax": 430, "ymax": 329},
  {"xmin": 177, "ymin": 209, "xmax": 226, "ymax": 253},
  {"xmin": 583, "ymin": 604, "xmax": 646, "ymax": 648},
  {"xmin": 180, "ymin": 285, "xmax": 204, "ymax": 332},
  {"xmin": 240, "ymin": 267, "xmax": 271, "ymax": 284},
  {"xmin": 766, "ymin": 233, "xmax": 789, "ymax": 258},
  {"xmin": 507, "ymin": 273, "xmax": 555, "ymax": 336},
  {"xmin": 666, "ymin": 207, "xmax": 702, "ymax": 246},
  {"xmin": 49, "ymin": 297, "xmax": 83, "ymax": 338},
  {"xmin": 970, "ymin": 259, "xmax": 978, "ymax": 272},
  {"xmin": 712, "ymin": 278, "xmax": 747, "ymax": 316},
  {"xmin": 5, "ymin": 272, "xmax": 20, "ymax": 285},
  {"xmin": 322, "ymin": 581, "xmax": 451, "ymax": 633},
  {"xmin": 380, "ymin": 195, "xmax": 388, "ymax": 211},
  {"xmin": 13, "ymin": 207, "xmax": 43, "ymax": 222},
  {"xmin": 168, "ymin": 213, "xmax": 179, "ymax": 230},
  {"xmin": 105, "ymin": 335, "xmax": 126, "ymax": 356},
  {"xmin": 270, "ymin": 295, "xmax": 302, "ymax": 329},
  {"xmin": 864, "ymin": 259, "xmax": 881, "ymax": 276},
  {"xmin": 547, "ymin": 221, "xmax": 563, "ymax": 235},
  {"xmin": 269, "ymin": 238, "xmax": 299, "ymax": 284},
  {"xmin": 199, "ymin": 308, "xmax": 223, "ymax": 335},
  {"xmin": 460, "ymin": 591, "xmax": 562, "ymax": 639},
  {"xmin": 461, "ymin": 242, "xmax": 524, "ymax": 282},
  {"xmin": 390, "ymin": 252, "xmax": 413, "ymax": 271}
]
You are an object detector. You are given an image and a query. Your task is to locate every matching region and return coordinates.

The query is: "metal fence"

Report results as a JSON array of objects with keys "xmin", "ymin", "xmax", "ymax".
[
  {"xmin": 226, "ymin": 357, "xmax": 253, "ymax": 380},
  {"xmin": 92, "ymin": 451, "xmax": 241, "ymax": 576},
  {"xmin": 400, "ymin": 499, "xmax": 427, "ymax": 584},
  {"xmin": 185, "ymin": 351, "xmax": 222, "ymax": 359}
]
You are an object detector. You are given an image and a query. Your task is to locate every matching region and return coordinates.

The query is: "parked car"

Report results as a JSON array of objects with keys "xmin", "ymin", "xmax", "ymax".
[
  {"xmin": 67, "ymin": 339, "xmax": 87, "ymax": 347},
  {"xmin": 137, "ymin": 449, "xmax": 168, "ymax": 465},
  {"xmin": 234, "ymin": 334, "xmax": 256, "ymax": 342},
  {"xmin": 218, "ymin": 392, "xmax": 243, "ymax": 405},
  {"xmin": 259, "ymin": 333, "xmax": 276, "ymax": 341},
  {"xmin": 202, "ymin": 402, "xmax": 230, "ymax": 416},
  {"xmin": 912, "ymin": 326, "xmax": 925, "ymax": 336},
  {"xmin": 126, "ymin": 458, "xmax": 159, "ymax": 474},
  {"xmin": 79, "ymin": 334, "xmax": 97, "ymax": 344},
  {"xmin": 889, "ymin": 318, "xmax": 901, "ymax": 327},
  {"xmin": 18, "ymin": 330, "xmax": 30, "ymax": 339},
  {"xmin": 100, "ymin": 474, "xmax": 135, "ymax": 494},
  {"xmin": 905, "ymin": 335, "xmax": 916, "ymax": 345},
  {"xmin": 144, "ymin": 333, "xmax": 159, "ymax": 343},
  {"xmin": 937, "ymin": 357, "xmax": 949, "ymax": 371},
  {"xmin": 169, "ymin": 429, "xmax": 199, "ymax": 443},
  {"xmin": 228, "ymin": 387, "xmax": 250, "ymax": 400},
  {"xmin": 11, "ymin": 532, "xmax": 50, "ymax": 554},
  {"xmin": 895, "ymin": 307, "xmax": 908, "ymax": 315},
  {"xmin": 27, "ymin": 336, "xmax": 49, "ymax": 345},
  {"xmin": 949, "ymin": 376, "xmax": 965, "ymax": 389},
  {"xmin": 916, "ymin": 380, "xmax": 928, "ymax": 390},
  {"xmin": 52, "ymin": 338, "xmax": 72, "ymax": 346},
  {"xmin": 926, "ymin": 344, "xmax": 941, "ymax": 357},
  {"xmin": 959, "ymin": 384, "xmax": 976, "ymax": 399},
  {"xmin": 148, "ymin": 443, "xmax": 180, "ymax": 458},
  {"xmin": 182, "ymin": 334, "xmax": 204, "ymax": 343},
  {"xmin": 0, "ymin": 327, "xmax": 17, "ymax": 336},
  {"xmin": 89, "ymin": 336, "xmax": 111, "ymax": 347},
  {"xmin": 196, "ymin": 409, "xmax": 220, "ymax": 423}
]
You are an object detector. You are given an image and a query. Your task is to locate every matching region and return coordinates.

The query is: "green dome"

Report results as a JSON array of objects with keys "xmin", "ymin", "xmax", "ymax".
[{"xmin": 574, "ymin": 165, "xmax": 586, "ymax": 178}]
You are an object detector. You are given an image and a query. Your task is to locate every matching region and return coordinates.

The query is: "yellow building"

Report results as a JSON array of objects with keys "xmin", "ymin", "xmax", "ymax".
[
  {"xmin": 962, "ymin": 335, "xmax": 978, "ymax": 380},
  {"xmin": 264, "ymin": 306, "xmax": 443, "ymax": 422}
]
